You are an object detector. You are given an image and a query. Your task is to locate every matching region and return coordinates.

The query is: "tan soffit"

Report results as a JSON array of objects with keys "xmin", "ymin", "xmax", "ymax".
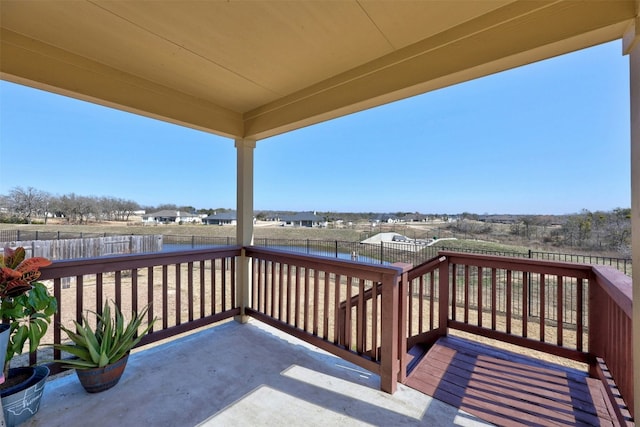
[{"xmin": 1, "ymin": 0, "xmax": 638, "ymax": 140}]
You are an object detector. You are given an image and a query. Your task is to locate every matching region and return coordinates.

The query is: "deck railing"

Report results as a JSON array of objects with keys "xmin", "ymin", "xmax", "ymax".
[
  {"xmin": 405, "ymin": 251, "xmax": 633, "ymax": 421},
  {"xmin": 404, "ymin": 255, "xmax": 447, "ymax": 349},
  {"xmin": 14, "ymin": 247, "xmax": 633, "ymax": 418},
  {"xmin": 589, "ymin": 265, "xmax": 633, "ymax": 422},
  {"xmin": 36, "ymin": 247, "xmax": 242, "ymax": 373},
  {"xmin": 244, "ymin": 247, "xmax": 408, "ymax": 392},
  {"xmin": 439, "ymin": 251, "xmax": 592, "ymax": 361}
]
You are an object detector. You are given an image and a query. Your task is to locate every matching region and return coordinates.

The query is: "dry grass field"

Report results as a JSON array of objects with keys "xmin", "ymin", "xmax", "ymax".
[
  {"xmin": 2, "ymin": 219, "xmax": 361, "ymax": 241},
  {"xmin": 0, "ymin": 218, "xmax": 531, "ymax": 252}
]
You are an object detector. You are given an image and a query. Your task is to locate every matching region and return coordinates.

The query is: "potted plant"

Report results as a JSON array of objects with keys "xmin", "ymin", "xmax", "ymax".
[
  {"xmin": 55, "ymin": 300, "xmax": 156, "ymax": 393},
  {"xmin": 0, "ymin": 246, "xmax": 57, "ymax": 426}
]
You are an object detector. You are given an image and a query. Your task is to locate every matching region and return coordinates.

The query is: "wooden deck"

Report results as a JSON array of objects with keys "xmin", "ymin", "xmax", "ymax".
[{"xmin": 404, "ymin": 336, "xmax": 622, "ymax": 427}]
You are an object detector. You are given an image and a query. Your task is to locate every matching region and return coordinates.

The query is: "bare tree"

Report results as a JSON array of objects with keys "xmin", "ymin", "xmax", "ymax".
[
  {"xmin": 7, "ymin": 186, "xmax": 50, "ymax": 223},
  {"xmin": 54, "ymin": 193, "xmax": 97, "ymax": 224},
  {"xmin": 98, "ymin": 196, "xmax": 116, "ymax": 221},
  {"xmin": 105, "ymin": 197, "xmax": 139, "ymax": 221},
  {"xmin": 75, "ymin": 195, "xmax": 97, "ymax": 224},
  {"xmin": 54, "ymin": 194, "xmax": 73, "ymax": 223},
  {"xmin": 119, "ymin": 199, "xmax": 139, "ymax": 221}
]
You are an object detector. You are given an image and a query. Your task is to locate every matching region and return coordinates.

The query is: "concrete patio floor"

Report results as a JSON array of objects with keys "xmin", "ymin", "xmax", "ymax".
[{"xmin": 24, "ymin": 319, "xmax": 494, "ymax": 427}]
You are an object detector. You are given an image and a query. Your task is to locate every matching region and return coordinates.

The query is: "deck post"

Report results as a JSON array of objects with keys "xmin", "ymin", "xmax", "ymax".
[
  {"xmin": 587, "ymin": 279, "xmax": 604, "ymax": 367},
  {"xmin": 380, "ymin": 271, "xmax": 399, "ymax": 393},
  {"xmin": 438, "ymin": 256, "xmax": 450, "ymax": 337},
  {"xmin": 235, "ymin": 138, "xmax": 256, "ymax": 323},
  {"xmin": 624, "ymin": 13, "xmax": 640, "ymax": 420},
  {"xmin": 393, "ymin": 263, "xmax": 412, "ymax": 383}
]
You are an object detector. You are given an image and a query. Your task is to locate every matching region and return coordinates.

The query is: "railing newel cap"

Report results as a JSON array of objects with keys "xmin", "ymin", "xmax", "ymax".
[{"xmin": 390, "ymin": 262, "xmax": 412, "ymax": 273}]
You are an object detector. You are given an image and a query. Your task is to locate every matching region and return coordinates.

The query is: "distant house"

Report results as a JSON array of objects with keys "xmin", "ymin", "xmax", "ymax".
[
  {"xmin": 401, "ymin": 213, "xmax": 427, "ymax": 223},
  {"xmin": 203, "ymin": 211, "xmax": 237, "ymax": 226},
  {"xmin": 280, "ymin": 212, "xmax": 325, "ymax": 228},
  {"xmin": 142, "ymin": 210, "xmax": 201, "ymax": 224},
  {"xmin": 370, "ymin": 214, "xmax": 400, "ymax": 224},
  {"xmin": 264, "ymin": 213, "xmax": 283, "ymax": 222}
]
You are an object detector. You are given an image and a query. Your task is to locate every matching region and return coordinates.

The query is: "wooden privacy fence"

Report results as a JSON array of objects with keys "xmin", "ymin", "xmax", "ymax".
[{"xmin": 2, "ymin": 235, "xmax": 163, "ymax": 259}]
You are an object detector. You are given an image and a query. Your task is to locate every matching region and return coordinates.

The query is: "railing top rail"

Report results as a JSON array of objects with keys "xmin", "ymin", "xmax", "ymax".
[
  {"xmin": 591, "ymin": 265, "xmax": 632, "ymax": 318},
  {"xmin": 529, "ymin": 249, "xmax": 632, "ymax": 262},
  {"xmin": 245, "ymin": 246, "xmax": 404, "ymax": 281},
  {"xmin": 439, "ymin": 250, "xmax": 593, "ymax": 278},
  {"xmin": 407, "ymin": 255, "xmax": 446, "ymax": 280},
  {"xmin": 39, "ymin": 246, "xmax": 243, "ymax": 279}
]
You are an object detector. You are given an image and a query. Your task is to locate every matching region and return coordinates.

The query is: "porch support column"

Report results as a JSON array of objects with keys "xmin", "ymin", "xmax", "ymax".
[
  {"xmin": 235, "ymin": 138, "xmax": 256, "ymax": 323},
  {"xmin": 624, "ymin": 13, "xmax": 640, "ymax": 420}
]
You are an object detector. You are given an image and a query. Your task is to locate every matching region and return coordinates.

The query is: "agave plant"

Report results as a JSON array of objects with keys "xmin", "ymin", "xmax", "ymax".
[{"xmin": 56, "ymin": 301, "xmax": 156, "ymax": 369}]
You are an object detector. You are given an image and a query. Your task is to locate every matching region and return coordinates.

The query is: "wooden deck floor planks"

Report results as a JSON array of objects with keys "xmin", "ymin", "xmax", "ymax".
[{"xmin": 404, "ymin": 336, "xmax": 619, "ymax": 427}]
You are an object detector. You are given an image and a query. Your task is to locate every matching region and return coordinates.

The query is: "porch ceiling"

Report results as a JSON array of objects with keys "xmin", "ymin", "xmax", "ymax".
[{"xmin": 0, "ymin": 1, "xmax": 637, "ymax": 140}]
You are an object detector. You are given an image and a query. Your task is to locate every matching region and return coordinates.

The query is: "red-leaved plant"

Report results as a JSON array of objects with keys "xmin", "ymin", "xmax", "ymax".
[
  {"xmin": 0, "ymin": 246, "xmax": 57, "ymax": 383},
  {"xmin": 0, "ymin": 247, "xmax": 51, "ymax": 299}
]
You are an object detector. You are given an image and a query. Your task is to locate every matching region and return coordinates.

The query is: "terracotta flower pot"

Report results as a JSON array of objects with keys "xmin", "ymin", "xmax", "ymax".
[{"xmin": 75, "ymin": 354, "xmax": 129, "ymax": 393}]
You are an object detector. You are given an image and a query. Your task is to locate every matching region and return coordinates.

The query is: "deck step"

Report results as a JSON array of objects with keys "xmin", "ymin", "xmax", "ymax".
[
  {"xmin": 406, "ymin": 343, "xmax": 429, "ymax": 375},
  {"xmin": 404, "ymin": 335, "xmax": 622, "ymax": 427}
]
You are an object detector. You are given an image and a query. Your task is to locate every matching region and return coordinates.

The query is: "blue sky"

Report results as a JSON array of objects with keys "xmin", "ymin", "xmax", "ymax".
[{"xmin": 0, "ymin": 40, "xmax": 631, "ymax": 215}]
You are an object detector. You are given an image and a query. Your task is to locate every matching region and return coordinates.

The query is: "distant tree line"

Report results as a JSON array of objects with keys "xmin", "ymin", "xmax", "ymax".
[
  {"xmin": 449, "ymin": 209, "xmax": 631, "ymax": 255},
  {"xmin": 554, "ymin": 208, "xmax": 631, "ymax": 255},
  {"xmin": 0, "ymin": 187, "xmax": 235, "ymax": 224},
  {"xmin": 506, "ymin": 209, "xmax": 631, "ymax": 254},
  {"xmin": 0, "ymin": 187, "xmax": 140, "ymax": 224}
]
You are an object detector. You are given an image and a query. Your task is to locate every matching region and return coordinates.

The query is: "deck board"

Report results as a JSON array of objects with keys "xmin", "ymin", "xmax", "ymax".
[{"xmin": 404, "ymin": 336, "xmax": 619, "ymax": 427}]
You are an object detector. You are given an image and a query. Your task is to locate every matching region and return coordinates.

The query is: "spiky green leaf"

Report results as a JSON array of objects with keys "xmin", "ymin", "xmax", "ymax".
[{"xmin": 53, "ymin": 301, "xmax": 156, "ymax": 369}]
